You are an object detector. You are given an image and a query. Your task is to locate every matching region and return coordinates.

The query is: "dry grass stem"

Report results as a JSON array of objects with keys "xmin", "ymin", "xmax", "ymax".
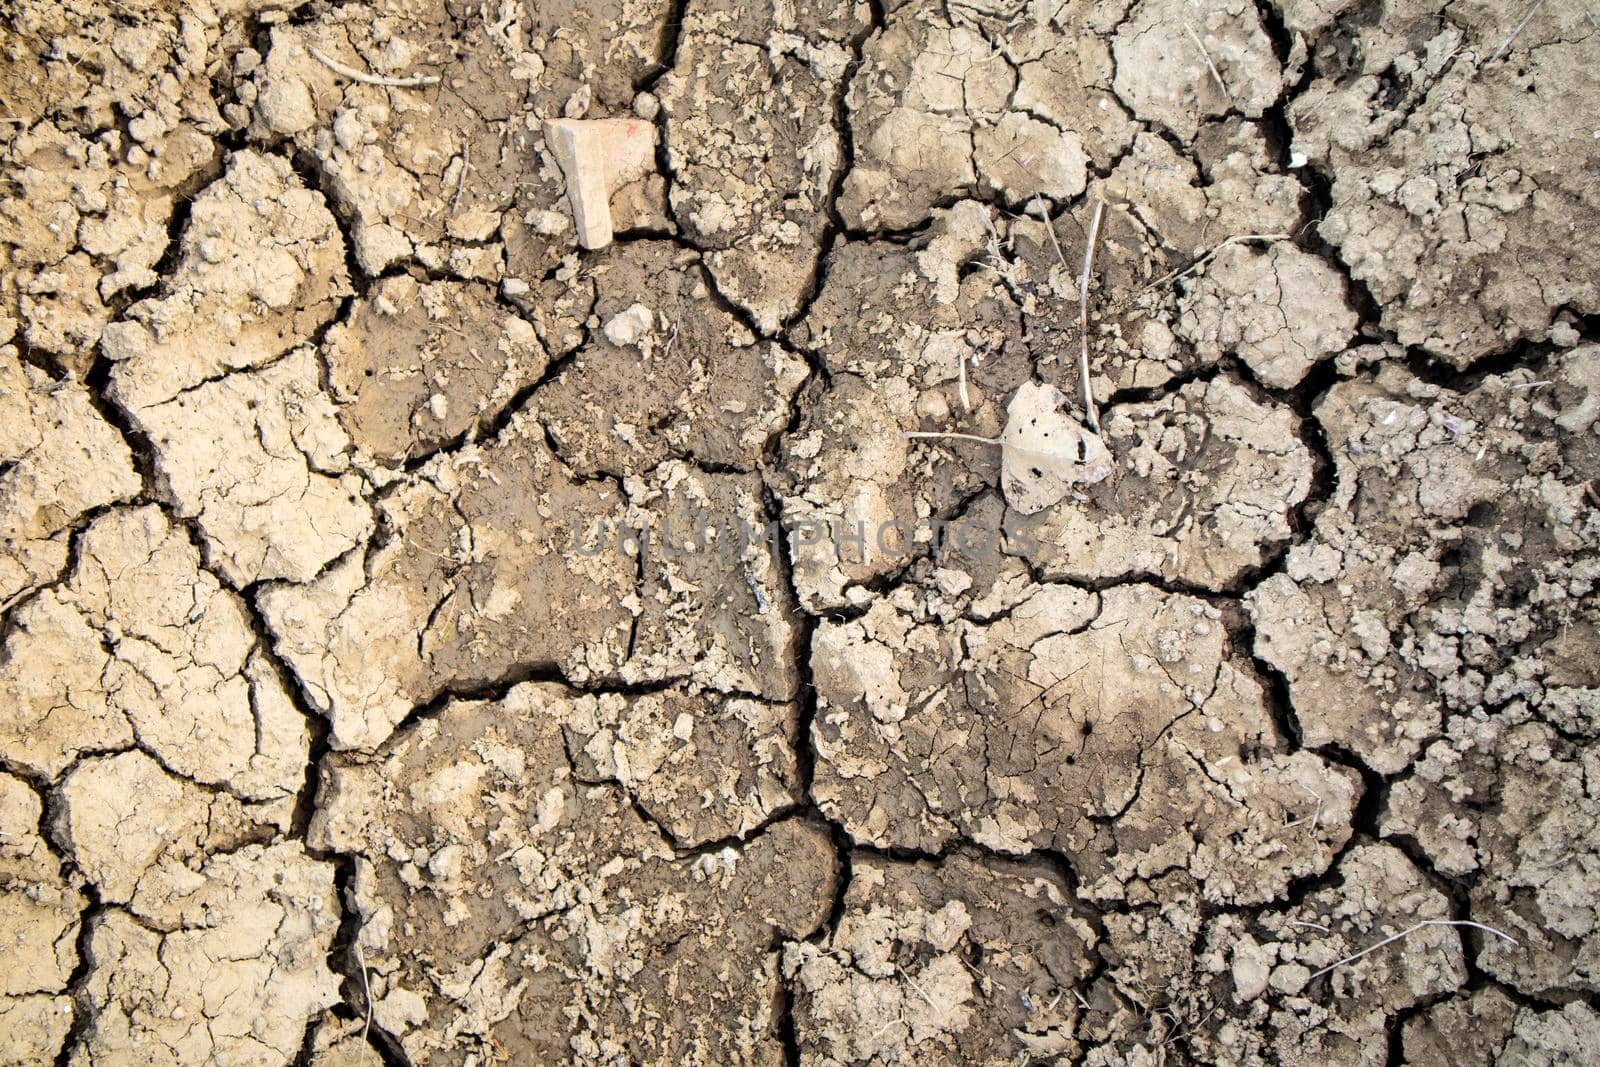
[
  {"xmin": 1185, "ymin": 23, "xmax": 1231, "ymax": 102},
  {"xmin": 1486, "ymin": 0, "xmax": 1550, "ymax": 67},
  {"xmin": 1309, "ymin": 920, "xmax": 1520, "ymax": 984},
  {"xmin": 352, "ymin": 942, "xmax": 373, "ymax": 1067},
  {"xmin": 1136, "ymin": 233, "xmax": 1293, "ymax": 297},
  {"xmin": 1078, "ymin": 197, "xmax": 1105, "ymax": 434},
  {"xmin": 903, "ymin": 431, "xmax": 1001, "ymax": 446},
  {"xmin": 309, "ymin": 45, "xmax": 441, "ymax": 87}
]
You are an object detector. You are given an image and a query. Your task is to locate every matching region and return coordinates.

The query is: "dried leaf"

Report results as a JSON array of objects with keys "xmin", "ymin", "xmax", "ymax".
[{"xmin": 1000, "ymin": 381, "xmax": 1112, "ymax": 515}]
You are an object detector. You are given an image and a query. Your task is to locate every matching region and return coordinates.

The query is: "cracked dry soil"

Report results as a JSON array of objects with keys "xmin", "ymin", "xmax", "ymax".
[{"xmin": 0, "ymin": 0, "xmax": 1597, "ymax": 1064}]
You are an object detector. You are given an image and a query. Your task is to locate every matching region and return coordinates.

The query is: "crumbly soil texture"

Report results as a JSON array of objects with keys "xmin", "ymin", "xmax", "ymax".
[{"xmin": 1, "ymin": 0, "xmax": 1598, "ymax": 1064}]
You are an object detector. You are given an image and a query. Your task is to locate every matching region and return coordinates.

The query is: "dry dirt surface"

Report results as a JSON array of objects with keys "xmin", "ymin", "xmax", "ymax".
[{"xmin": 1, "ymin": 0, "xmax": 1598, "ymax": 1064}]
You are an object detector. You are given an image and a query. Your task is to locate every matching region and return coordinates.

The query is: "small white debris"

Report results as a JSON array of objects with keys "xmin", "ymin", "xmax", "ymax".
[
  {"xmin": 1231, "ymin": 937, "xmax": 1271, "ymax": 1001},
  {"xmin": 603, "ymin": 303, "xmax": 654, "ymax": 347},
  {"xmin": 691, "ymin": 846, "xmax": 742, "ymax": 883},
  {"xmin": 526, "ymin": 208, "xmax": 570, "ymax": 235},
  {"xmin": 746, "ymin": 572, "xmax": 769, "ymax": 613},
  {"xmin": 563, "ymin": 84, "xmax": 592, "ymax": 119}
]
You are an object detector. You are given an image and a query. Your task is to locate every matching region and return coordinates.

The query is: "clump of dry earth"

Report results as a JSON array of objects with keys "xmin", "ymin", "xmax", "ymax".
[{"xmin": 1, "ymin": 0, "xmax": 1597, "ymax": 1064}]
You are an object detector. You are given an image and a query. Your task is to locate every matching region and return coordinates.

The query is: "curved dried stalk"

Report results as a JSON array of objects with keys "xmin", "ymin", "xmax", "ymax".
[
  {"xmin": 309, "ymin": 45, "xmax": 440, "ymax": 88},
  {"xmin": 1033, "ymin": 193, "xmax": 1103, "ymax": 435},
  {"xmin": 1309, "ymin": 919, "xmax": 1519, "ymax": 985}
]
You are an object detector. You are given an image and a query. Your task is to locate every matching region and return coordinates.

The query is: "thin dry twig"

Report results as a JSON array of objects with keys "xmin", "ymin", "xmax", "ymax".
[
  {"xmin": 1486, "ymin": 0, "xmax": 1550, "ymax": 67},
  {"xmin": 1284, "ymin": 782, "xmax": 1324, "ymax": 831},
  {"xmin": 901, "ymin": 969, "xmax": 941, "ymax": 1012},
  {"xmin": 903, "ymin": 431, "xmax": 1001, "ymax": 447},
  {"xmin": 1184, "ymin": 23, "xmax": 1231, "ymax": 102},
  {"xmin": 1078, "ymin": 196, "xmax": 1105, "ymax": 434},
  {"xmin": 1032, "ymin": 192, "xmax": 1071, "ymax": 276},
  {"xmin": 1288, "ymin": 919, "xmax": 1331, "ymax": 933},
  {"xmin": 1134, "ymin": 232, "xmax": 1293, "ymax": 298},
  {"xmin": 1031, "ymin": 191, "xmax": 1099, "ymax": 430},
  {"xmin": 1309, "ymin": 920, "xmax": 1520, "ymax": 984},
  {"xmin": 351, "ymin": 943, "xmax": 373, "ymax": 1067},
  {"xmin": 309, "ymin": 45, "xmax": 441, "ymax": 88},
  {"xmin": 451, "ymin": 136, "xmax": 470, "ymax": 213}
]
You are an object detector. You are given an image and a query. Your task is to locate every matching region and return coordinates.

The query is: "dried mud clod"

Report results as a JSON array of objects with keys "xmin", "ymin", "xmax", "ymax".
[
  {"xmin": 1247, "ymin": 348, "xmax": 1600, "ymax": 997},
  {"xmin": 0, "ymin": 1, "xmax": 240, "ymax": 376},
  {"xmin": 785, "ymin": 850, "xmax": 1099, "ymax": 1063},
  {"xmin": 1292, "ymin": 1, "xmax": 1600, "ymax": 365},
  {"xmin": 836, "ymin": 0, "xmax": 1114, "ymax": 231},
  {"xmin": 537, "ymin": 240, "xmax": 809, "ymax": 477},
  {"xmin": 1009, "ymin": 374, "xmax": 1317, "ymax": 589},
  {"xmin": 0, "ymin": 772, "xmax": 81, "ymax": 1065},
  {"xmin": 657, "ymin": 0, "xmax": 866, "ymax": 332},
  {"xmin": 1248, "ymin": 347, "xmax": 1600, "ymax": 773},
  {"xmin": 310, "ymin": 682, "xmax": 837, "ymax": 1063},
  {"xmin": 1, "ymin": 506, "xmax": 309, "ymax": 795},
  {"xmin": 323, "ymin": 276, "xmax": 553, "ymax": 465},
  {"xmin": 809, "ymin": 581, "xmax": 1358, "ymax": 906},
  {"xmin": 1, "ymin": 0, "xmax": 1598, "ymax": 1063},
  {"xmin": 0, "ymin": 346, "xmax": 140, "ymax": 609}
]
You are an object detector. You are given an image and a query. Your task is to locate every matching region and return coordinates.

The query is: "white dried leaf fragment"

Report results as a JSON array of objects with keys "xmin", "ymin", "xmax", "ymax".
[{"xmin": 1000, "ymin": 381, "xmax": 1111, "ymax": 515}]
